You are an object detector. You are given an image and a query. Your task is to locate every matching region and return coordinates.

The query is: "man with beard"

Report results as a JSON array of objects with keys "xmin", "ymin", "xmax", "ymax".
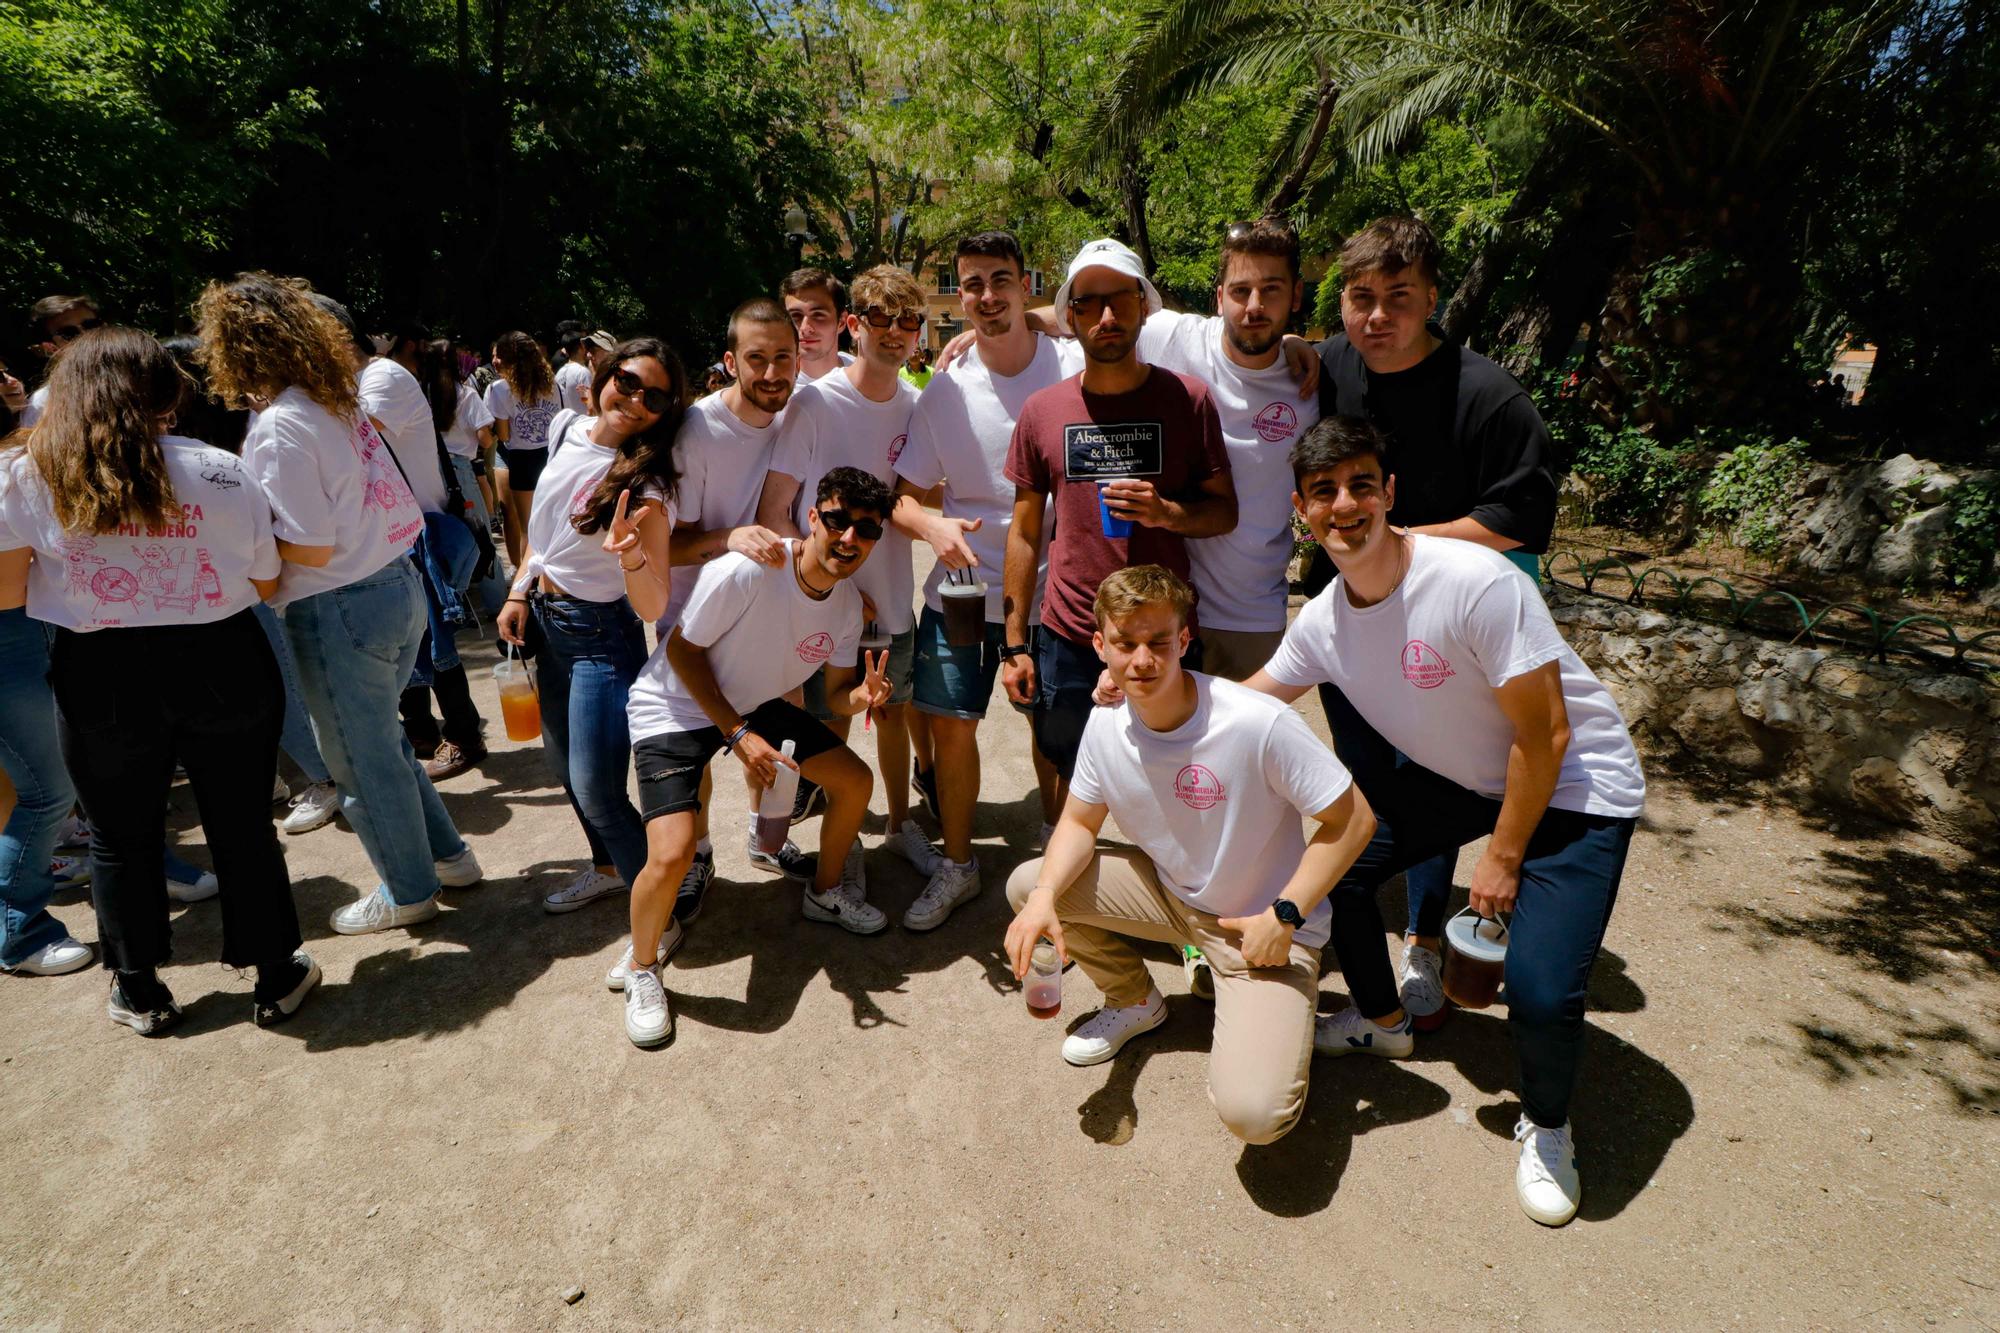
[{"xmin": 1001, "ymin": 238, "xmax": 1235, "ymax": 795}]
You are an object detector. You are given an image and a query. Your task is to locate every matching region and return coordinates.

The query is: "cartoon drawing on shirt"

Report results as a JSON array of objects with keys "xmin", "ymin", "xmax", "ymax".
[
  {"xmin": 353, "ymin": 419, "xmax": 417, "ymax": 513},
  {"xmin": 62, "ymin": 537, "xmax": 105, "ymax": 598},
  {"xmin": 90, "ymin": 565, "xmax": 142, "ymax": 618},
  {"xmin": 133, "ymin": 544, "xmax": 199, "ymax": 613},
  {"xmin": 515, "ymin": 401, "xmax": 557, "ymax": 447},
  {"xmin": 193, "ymin": 549, "xmax": 224, "ymax": 605}
]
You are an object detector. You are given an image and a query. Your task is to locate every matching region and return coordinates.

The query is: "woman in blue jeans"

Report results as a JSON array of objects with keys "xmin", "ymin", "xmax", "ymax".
[
  {"xmin": 0, "ymin": 605, "xmax": 87, "ymax": 976},
  {"xmin": 196, "ymin": 273, "xmax": 480, "ymax": 937},
  {"xmin": 497, "ymin": 339, "xmax": 682, "ymax": 916}
]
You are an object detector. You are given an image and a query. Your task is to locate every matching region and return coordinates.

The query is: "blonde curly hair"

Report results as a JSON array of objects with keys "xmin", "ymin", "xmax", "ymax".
[{"xmin": 192, "ymin": 272, "xmax": 358, "ymax": 418}]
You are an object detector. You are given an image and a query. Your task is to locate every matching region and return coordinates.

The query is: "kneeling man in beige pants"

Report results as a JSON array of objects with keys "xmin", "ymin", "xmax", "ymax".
[{"xmin": 1003, "ymin": 565, "xmax": 1376, "ymax": 1144}]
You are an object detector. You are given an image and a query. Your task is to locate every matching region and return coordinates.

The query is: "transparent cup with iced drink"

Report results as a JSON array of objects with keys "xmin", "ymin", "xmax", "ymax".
[
  {"xmin": 940, "ymin": 567, "xmax": 986, "ymax": 647},
  {"xmin": 754, "ymin": 738, "xmax": 799, "ymax": 854},
  {"xmin": 494, "ymin": 646, "xmax": 541, "ymax": 742},
  {"xmin": 1025, "ymin": 939, "xmax": 1062, "ymax": 1019}
]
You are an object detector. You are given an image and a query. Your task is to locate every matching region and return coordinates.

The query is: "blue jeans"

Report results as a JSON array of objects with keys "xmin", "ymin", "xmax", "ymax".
[
  {"xmin": 533, "ymin": 594, "xmax": 649, "ymax": 885},
  {"xmin": 1033, "ymin": 627, "xmax": 1202, "ymax": 780},
  {"xmin": 253, "ymin": 602, "xmax": 330, "ymax": 785},
  {"xmin": 285, "ymin": 559, "xmax": 466, "ymax": 904},
  {"xmin": 1320, "ymin": 686, "xmax": 1634, "ymax": 1128},
  {"xmin": 0, "ymin": 609, "xmax": 74, "ymax": 966}
]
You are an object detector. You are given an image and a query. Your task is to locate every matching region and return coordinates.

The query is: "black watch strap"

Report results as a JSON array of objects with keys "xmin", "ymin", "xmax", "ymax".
[
  {"xmin": 1272, "ymin": 899, "xmax": 1306, "ymax": 929},
  {"xmin": 999, "ymin": 643, "xmax": 1031, "ymax": 660}
]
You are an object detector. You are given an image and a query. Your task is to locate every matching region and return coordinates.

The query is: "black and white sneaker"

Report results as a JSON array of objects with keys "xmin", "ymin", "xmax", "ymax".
[
  {"xmin": 108, "ymin": 971, "xmax": 181, "ymax": 1036},
  {"xmin": 252, "ymin": 951, "xmax": 322, "ymax": 1027},
  {"xmin": 911, "ymin": 764, "xmax": 939, "ymax": 816},
  {"xmin": 746, "ymin": 832, "xmax": 813, "ymax": 881},
  {"xmin": 673, "ymin": 850, "xmax": 715, "ymax": 923},
  {"xmin": 789, "ymin": 778, "xmax": 825, "ymax": 825}
]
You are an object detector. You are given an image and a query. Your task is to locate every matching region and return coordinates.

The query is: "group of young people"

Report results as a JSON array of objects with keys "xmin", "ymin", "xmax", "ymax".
[{"xmin": 0, "ymin": 212, "xmax": 1644, "ymax": 1227}]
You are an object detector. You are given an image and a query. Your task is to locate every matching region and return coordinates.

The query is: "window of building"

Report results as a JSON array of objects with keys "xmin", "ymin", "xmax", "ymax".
[
  {"xmin": 1027, "ymin": 269, "xmax": 1046, "ymax": 297},
  {"xmin": 936, "ymin": 265, "xmax": 958, "ymax": 295}
]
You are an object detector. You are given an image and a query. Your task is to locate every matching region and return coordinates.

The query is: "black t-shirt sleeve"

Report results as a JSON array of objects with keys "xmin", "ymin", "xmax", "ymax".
[{"xmin": 1467, "ymin": 389, "xmax": 1558, "ymax": 552}]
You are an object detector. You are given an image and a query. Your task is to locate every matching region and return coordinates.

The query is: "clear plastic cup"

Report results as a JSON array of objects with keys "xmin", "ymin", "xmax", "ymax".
[
  {"xmin": 1025, "ymin": 940, "xmax": 1062, "ymax": 1019},
  {"xmin": 494, "ymin": 658, "xmax": 541, "ymax": 741}
]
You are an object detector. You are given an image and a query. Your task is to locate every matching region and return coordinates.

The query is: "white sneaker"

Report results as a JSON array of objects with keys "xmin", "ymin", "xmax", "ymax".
[
  {"xmin": 1514, "ymin": 1116, "xmax": 1582, "ymax": 1226},
  {"xmin": 1400, "ymin": 942, "xmax": 1447, "ymax": 1029},
  {"xmin": 271, "ymin": 773, "xmax": 291, "ymax": 804},
  {"xmin": 801, "ymin": 853, "xmax": 886, "ymax": 935},
  {"xmin": 281, "ymin": 782, "xmax": 340, "ymax": 835},
  {"xmin": 55, "ymin": 813, "xmax": 89, "ymax": 851},
  {"xmin": 902, "ymin": 859, "xmax": 979, "ymax": 932},
  {"xmin": 166, "ymin": 866, "xmax": 219, "ymax": 904},
  {"xmin": 623, "ymin": 963, "xmax": 672, "ymax": 1047},
  {"xmin": 1061, "ymin": 991, "xmax": 1168, "ymax": 1066},
  {"xmin": 434, "ymin": 846, "xmax": 483, "ymax": 888},
  {"xmin": 4, "ymin": 936, "xmax": 93, "ymax": 976},
  {"xmin": 883, "ymin": 819, "xmax": 942, "ymax": 876},
  {"xmin": 51, "ymin": 854, "xmax": 90, "ymax": 890},
  {"xmin": 544, "ymin": 867, "xmax": 625, "ymax": 915},
  {"xmin": 329, "ymin": 887, "xmax": 440, "ymax": 935},
  {"xmin": 604, "ymin": 922, "xmax": 687, "ymax": 991},
  {"xmin": 1313, "ymin": 1005, "xmax": 1415, "ymax": 1058}
]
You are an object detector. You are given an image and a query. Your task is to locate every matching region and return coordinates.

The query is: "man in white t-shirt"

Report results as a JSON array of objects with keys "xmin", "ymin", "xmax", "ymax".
[
  {"xmin": 780, "ymin": 268, "xmax": 855, "ymax": 385},
  {"xmin": 1247, "ymin": 416, "xmax": 1646, "ymax": 1226},
  {"xmin": 758, "ymin": 264, "xmax": 937, "ymax": 878},
  {"xmin": 890, "ymin": 231, "xmax": 1067, "ymax": 931},
  {"xmin": 1003, "ymin": 565, "xmax": 1372, "ymax": 1144},
  {"xmin": 616, "ymin": 467, "xmax": 897, "ymax": 1048}
]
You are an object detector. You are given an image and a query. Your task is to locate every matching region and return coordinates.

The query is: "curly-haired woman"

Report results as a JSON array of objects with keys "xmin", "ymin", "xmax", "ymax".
[{"xmin": 195, "ymin": 273, "xmax": 480, "ymax": 938}]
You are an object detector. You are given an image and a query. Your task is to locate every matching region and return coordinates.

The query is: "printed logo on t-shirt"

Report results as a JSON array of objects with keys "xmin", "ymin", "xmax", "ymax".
[
  {"xmin": 797, "ymin": 631, "xmax": 834, "ymax": 664},
  {"xmin": 1401, "ymin": 640, "xmax": 1456, "ymax": 689},
  {"xmin": 888, "ymin": 433, "xmax": 908, "ymax": 465},
  {"xmin": 1253, "ymin": 402, "xmax": 1299, "ymax": 443},
  {"xmin": 1172, "ymin": 763, "xmax": 1227, "ymax": 810},
  {"xmin": 1064, "ymin": 421, "xmax": 1164, "ymax": 480}
]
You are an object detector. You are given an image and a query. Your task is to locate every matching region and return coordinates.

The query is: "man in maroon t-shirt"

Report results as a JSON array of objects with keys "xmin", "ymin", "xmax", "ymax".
[{"xmin": 1001, "ymin": 238, "xmax": 1235, "ymax": 787}]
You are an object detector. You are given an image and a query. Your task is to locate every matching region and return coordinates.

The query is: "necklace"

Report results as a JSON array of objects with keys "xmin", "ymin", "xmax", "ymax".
[{"xmin": 793, "ymin": 545, "xmax": 832, "ymax": 601}]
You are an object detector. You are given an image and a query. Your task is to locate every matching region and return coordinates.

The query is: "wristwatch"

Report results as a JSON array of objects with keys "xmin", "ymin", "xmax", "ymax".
[
  {"xmin": 999, "ymin": 643, "xmax": 1031, "ymax": 660},
  {"xmin": 1271, "ymin": 899, "xmax": 1306, "ymax": 929}
]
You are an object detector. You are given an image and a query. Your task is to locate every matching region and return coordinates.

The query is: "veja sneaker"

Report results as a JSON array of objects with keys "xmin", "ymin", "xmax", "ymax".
[
  {"xmin": 1061, "ymin": 991, "xmax": 1168, "ymax": 1067},
  {"xmin": 902, "ymin": 859, "xmax": 979, "ymax": 931},
  {"xmin": 166, "ymin": 864, "xmax": 219, "ymax": 904},
  {"xmin": 883, "ymin": 819, "xmax": 943, "ymax": 876},
  {"xmin": 604, "ymin": 922, "xmax": 687, "ymax": 991},
  {"xmin": 271, "ymin": 774, "xmax": 291, "ymax": 805},
  {"xmin": 330, "ymin": 887, "xmax": 440, "ymax": 935},
  {"xmin": 1181, "ymin": 945, "xmax": 1215, "ymax": 1000},
  {"xmin": 623, "ymin": 963, "xmax": 672, "ymax": 1047},
  {"xmin": 282, "ymin": 782, "xmax": 340, "ymax": 835},
  {"xmin": 802, "ymin": 853, "xmax": 886, "ymax": 935},
  {"xmin": 1400, "ymin": 942, "xmax": 1449, "ymax": 1031},
  {"xmin": 435, "ymin": 846, "xmax": 483, "ymax": 888},
  {"xmin": 4, "ymin": 936, "xmax": 93, "ymax": 976},
  {"xmin": 747, "ymin": 832, "xmax": 813, "ymax": 880},
  {"xmin": 107, "ymin": 971, "xmax": 181, "ymax": 1036},
  {"xmin": 673, "ymin": 851, "xmax": 715, "ymax": 923},
  {"xmin": 252, "ymin": 952, "xmax": 321, "ymax": 1027},
  {"xmin": 1514, "ymin": 1116, "xmax": 1582, "ymax": 1226},
  {"xmin": 1313, "ymin": 1005, "xmax": 1415, "ymax": 1059},
  {"xmin": 543, "ymin": 867, "xmax": 625, "ymax": 915}
]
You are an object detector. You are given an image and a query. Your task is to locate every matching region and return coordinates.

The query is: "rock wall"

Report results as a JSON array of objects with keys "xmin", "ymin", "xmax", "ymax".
[
  {"xmin": 1550, "ymin": 587, "xmax": 2000, "ymax": 851},
  {"xmin": 1784, "ymin": 452, "xmax": 1998, "ymax": 597}
]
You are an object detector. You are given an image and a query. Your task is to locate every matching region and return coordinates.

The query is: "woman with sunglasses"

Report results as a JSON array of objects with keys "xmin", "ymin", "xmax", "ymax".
[
  {"xmin": 0, "ymin": 326, "xmax": 316, "ymax": 1028},
  {"xmin": 195, "ymin": 273, "xmax": 480, "ymax": 938},
  {"xmin": 484, "ymin": 331, "xmax": 560, "ymax": 570},
  {"xmin": 497, "ymin": 340, "xmax": 683, "ymax": 916}
]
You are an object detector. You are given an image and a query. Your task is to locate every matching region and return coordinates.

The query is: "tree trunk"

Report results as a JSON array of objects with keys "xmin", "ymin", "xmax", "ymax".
[
  {"xmin": 1119, "ymin": 147, "xmax": 1154, "ymax": 275},
  {"xmin": 1264, "ymin": 76, "xmax": 1339, "ymax": 216}
]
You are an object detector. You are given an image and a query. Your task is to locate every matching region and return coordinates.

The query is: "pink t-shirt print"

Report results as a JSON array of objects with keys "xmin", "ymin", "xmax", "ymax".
[
  {"xmin": 1173, "ymin": 763, "xmax": 1227, "ymax": 810},
  {"xmin": 797, "ymin": 631, "xmax": 834, "ymax": 665},
  {"xmin": 1401, "ymin": 639, "xmax": 1456, "ymax": 689}
]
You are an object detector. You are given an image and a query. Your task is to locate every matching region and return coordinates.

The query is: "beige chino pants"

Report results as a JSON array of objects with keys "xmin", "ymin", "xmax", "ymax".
[
  {"xmin": 1195, "ymin": 626, "xmax": 1287, "ymax": 683},
  {"xmin": 1007, "ymin": 849, "xmax": 1320, "ymax": 1145}
]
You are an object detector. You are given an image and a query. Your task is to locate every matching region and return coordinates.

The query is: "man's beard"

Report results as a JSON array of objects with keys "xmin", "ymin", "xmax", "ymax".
[
  {"xmin": 1225, "ymin": 321, "xmax": 1283, "ymax": 358},
  {"xmin": 1080, "ymin": 330, "xmax": 1136, "ymax": 364}
]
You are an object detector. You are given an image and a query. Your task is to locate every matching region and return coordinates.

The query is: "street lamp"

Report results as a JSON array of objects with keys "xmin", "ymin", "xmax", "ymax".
[{"xmin": 784, "ymin": 205, "xmax": 814, "ymax": 267}]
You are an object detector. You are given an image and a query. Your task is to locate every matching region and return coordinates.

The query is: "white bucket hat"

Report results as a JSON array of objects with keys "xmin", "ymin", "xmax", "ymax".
[{"xmin": 1050, "ymin": 238, "xmax": 1164, "ymax": 334}]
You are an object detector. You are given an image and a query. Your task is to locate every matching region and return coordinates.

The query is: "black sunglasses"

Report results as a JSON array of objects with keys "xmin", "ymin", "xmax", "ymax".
[
  {"xmin": 815, "ymin": 507, "xmax": 885, "ymax": 541},
  {"xmin": 610, "ymin": 368, "xmax": 675, "ymax": 415},
  {"xmin": 858, "ymin": 307, "xmax": 924, "ymax": 333},
  {"xmin": 51, "ymin": 317, "xmax": 104, "ymax": 344},
  {"xmin": 1066, "ymin": 288, "xmax": 1143, "ymax": 319}
]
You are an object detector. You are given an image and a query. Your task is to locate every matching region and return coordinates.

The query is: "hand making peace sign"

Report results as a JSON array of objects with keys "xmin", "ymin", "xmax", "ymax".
[{"xmin": 601, "ymin": 488, "xmax": 657, "ymax": 565}]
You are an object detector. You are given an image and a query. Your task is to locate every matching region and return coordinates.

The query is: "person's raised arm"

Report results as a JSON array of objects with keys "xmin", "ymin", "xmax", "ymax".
[
  {"xmin": 1000, "ymin": 486, "xmax": 1044, "ymax": 706},
  {"xmin": 668, "ymin": 518, "xmax": 786, "ymax": 569},
  {"xmin": 1100, "ymin": 468, "xmax": 1237, "ymax": 538},
  {"xmin": 1243, "ymin": 668, "xmax": 1310, "ymax": 704},
  {"xmin": 601, "ymin": 489, "xmax": 672, "ymax": 623},
  {"xmin": 1472, "ymin": 660, "xmax": 1571, "ymax": 918},
  {"xmin": 892, "ymin": 478, "xmax": 979, "ymax": 570},
  {"xmin": 1003, "ymin": 793, "xmax": 1110, "ymax": 976},
  {"xmin": 755, "ymin": 469, "xmax": 804, "ymax": 541},
  {"xmin": 822, "ymin": 651, "xmax": 892, "ymax": 718}
]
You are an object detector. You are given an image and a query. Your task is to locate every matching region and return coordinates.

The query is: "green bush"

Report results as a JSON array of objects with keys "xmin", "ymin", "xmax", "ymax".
[
  {"xmin": 1568, "ymin": 423, "xmax": 1689, "ymax": 530},
  {"xmin": 1945, "ymin": 475, "xmax": 2000, "ymax": 591},
  {"xmin": 1698, "ymin": 436, "xmax": 1809, "ymax": 556}
]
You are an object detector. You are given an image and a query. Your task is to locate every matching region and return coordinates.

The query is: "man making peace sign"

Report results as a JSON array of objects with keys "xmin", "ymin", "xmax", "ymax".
[{"xmin": 617, "ymin": 467, "xmax": 898, "ymax": 1048}]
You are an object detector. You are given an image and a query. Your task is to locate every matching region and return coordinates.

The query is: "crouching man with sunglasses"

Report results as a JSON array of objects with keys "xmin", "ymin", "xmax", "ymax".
[{"xmin": 615, "ymin": 467, "xmax": 897, "ymax": 1048}]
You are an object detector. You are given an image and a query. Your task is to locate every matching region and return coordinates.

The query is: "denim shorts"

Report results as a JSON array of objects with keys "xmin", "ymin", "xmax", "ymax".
[
  {"xmin": 802, "ymin": 627, "xmax": 915, "ymax": 718},
  {"xmin": 911, "ymin": 605, "xmax": 1007, "ymax": 720}
]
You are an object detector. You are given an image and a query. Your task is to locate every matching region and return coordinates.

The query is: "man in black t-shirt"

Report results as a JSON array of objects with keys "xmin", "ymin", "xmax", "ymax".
[{"xmin": 1305, "ymin": 215, "xmax": 1560, "ymax": 1033}]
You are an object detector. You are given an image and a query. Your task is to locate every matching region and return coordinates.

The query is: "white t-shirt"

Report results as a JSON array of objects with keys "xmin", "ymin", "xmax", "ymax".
[
  {"xmin": 768, "ymin": 371, "xmax": 919, "ymax": 635},
  {"xmin": 1265, "ymin": 536, "xmax": 1646, "ymax": 818},
  {"xmin": 795, "ymin": 351, "xmax": 854, "ymax": 385},
  {"xmin": 19, "ymin": 385, "xmax": 48, "ymax": 428},
  {"xmin": 1139, "ymin": 310, "xmax": 1318, "ymax": 632},
  {"xmin": 357, "ymin": 358, "xmax": 449, "ymax": 514},
  {"xmin": 241, "ymin": 386, "xmax": 424, "ymax": 605},
  {"xmin": 0, "ymin": 437, "xmax": 279, "ymax": 632},
  {"xmin": 442, "ymin": 383, "xmax": 495, "ymax": 459},
  {"xmin": 895, "ymin": 335, "xmax": 1068, "ymax": 624},
  {"xmin": 626, "ymin": 541, "xmax": 862, "ymax": 740},
  {"xmin": 555, "ymin": 360, "xmax": 592, "ymax": 414},
  {"xmin": 513, "ymin": 416, "xmax": 674, "ymax": 604},
  {"xmin": 665, "ymin": 392, "xmax": 782, "ymax": 628},
  {"xmin": 1071, "ymin": 673, "xmax": 1352, "ymax": 947},
  {"xmin": 484, "ymin": 378, "xmax": 561, "ymax": 453}
]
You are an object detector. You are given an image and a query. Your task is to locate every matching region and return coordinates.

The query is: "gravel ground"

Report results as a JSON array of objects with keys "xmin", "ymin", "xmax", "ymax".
[{"xmin": 1, "ymin": 630, "xmax": 1995, "ymax": 1331}]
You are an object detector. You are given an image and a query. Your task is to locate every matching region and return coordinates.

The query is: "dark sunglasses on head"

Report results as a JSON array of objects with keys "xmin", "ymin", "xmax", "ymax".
[
  {"xmin": 1066, "ymin": 288, "xmax": 1143, "ymax": 320},
  {"xmin": 610, "ymin": 368, "xmax": 675, "ymax": 415},
  {"xmin": 815, "ymin": 507, "xmax": 885, "ymax": 541},
  {"xmin": 52, "ymin": 317, "xmax": 104, "ymax": 343},
  {"xmin": 858, "ymin": 307, "xmax": 924, "ymax": 333}
]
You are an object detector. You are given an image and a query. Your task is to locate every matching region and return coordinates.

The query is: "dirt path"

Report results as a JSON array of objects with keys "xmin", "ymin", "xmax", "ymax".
[{"xmin": 1, "ymin": 637, "xmax": 1995, "ymax": 1330}]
